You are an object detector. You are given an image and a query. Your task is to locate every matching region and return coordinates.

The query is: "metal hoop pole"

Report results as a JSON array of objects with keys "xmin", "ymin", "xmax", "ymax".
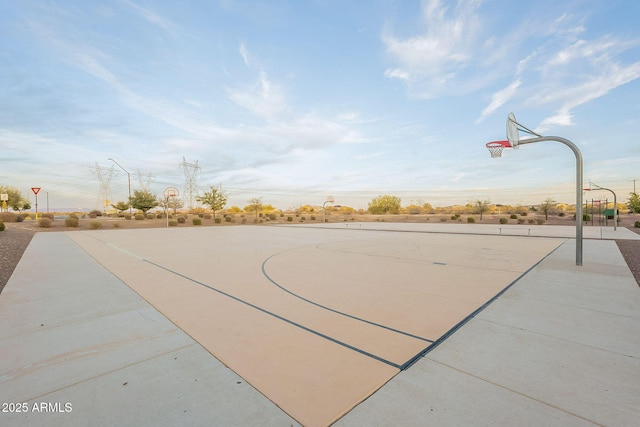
[{"xmin": 519, "ymin": 136, "xmax": 583, "ymax": 266}]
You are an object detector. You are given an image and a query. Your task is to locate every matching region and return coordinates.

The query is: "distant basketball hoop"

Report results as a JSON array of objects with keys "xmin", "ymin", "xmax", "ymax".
[{"xmin": 164, "ymin": 187, "xmax": 179, "ymax": 198}]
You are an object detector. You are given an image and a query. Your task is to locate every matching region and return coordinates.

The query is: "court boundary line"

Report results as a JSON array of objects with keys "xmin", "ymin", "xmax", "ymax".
[{"xmin": 261, "ymin": 249, "xmax": 433, "ymax": 343}]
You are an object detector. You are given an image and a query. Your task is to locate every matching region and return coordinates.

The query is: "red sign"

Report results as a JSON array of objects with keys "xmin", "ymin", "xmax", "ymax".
[{"xmin": 31, "ymin": 187, "xmax": 41, "ymax": 195}]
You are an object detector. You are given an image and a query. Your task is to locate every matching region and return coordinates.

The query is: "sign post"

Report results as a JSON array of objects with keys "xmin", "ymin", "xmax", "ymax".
[
  {"xmin": 31, "ymin": 187, "xmax": 41, "ymax": 220},
  {"xmin": 1, "ymin": 193, "xmax": 7, "ymax": 212}
]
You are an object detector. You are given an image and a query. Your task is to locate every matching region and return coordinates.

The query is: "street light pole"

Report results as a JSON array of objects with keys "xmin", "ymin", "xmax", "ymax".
[{"xmin": 108, "ymin": 158, "xmax": 132, "ymax": 215}]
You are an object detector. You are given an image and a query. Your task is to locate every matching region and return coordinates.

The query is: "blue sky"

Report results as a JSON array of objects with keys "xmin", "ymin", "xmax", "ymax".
[{"xmin": 1, "ymin": 0, "xmax": 639, "ymax": 211}]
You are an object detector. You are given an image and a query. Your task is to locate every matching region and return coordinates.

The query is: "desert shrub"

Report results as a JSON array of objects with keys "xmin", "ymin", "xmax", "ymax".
[
  {"xmin": 124, "ymin": 214, "xmax": 132, "ymax": 220},
  {"xmin": 65, "ymin": 216, "xmax": 79, "ymax": 227},
  {"xmin": 528, "ymin": 219, "xmax": 535, "ymax": 224},
  {"xmin": 499, "ymin": 217, "xmax": 508, "ymax": 224},
  {"xmin": 146, "ymin": 213, "xmax": 155, "ymax": 219},
  {"xmin": 558, "ymin": 212, "xmax": 566, "ymax": 217},
  {"xmin": 0, "ymin": 221, "xmax": 5, "ymax": 231},
  {"xmin": 517, "ymin": 218, "xmax": 526, "ymax": 224},
  {"xmin": 112, "ymin": 222, "xmax": 121, "ymax": 228},
  {"xmin": 156, "ymin": 213, "xmax": 163, "ymax": 219},
  {"xmin": 287, "ymin": 216, "xmax": 293, "ymax": 222},
  {"xmin": 89, "ymin": 221, "xmax": 102, "ymax": 229},
  {"xmin": 39, "ymin": 218, "xmax": 53, "ymax": 228},
  {"xmin": 0, "ymin": 212, "xmax": 18, "ymax": 222},
  {"xmin": 225, "ymin": 216, "xmax": 232, "ymax": 222},
  {"xmin": 519, "ymin": 212, "xmax": 527, "ymax": 216},
  {"xmin": 440, "ymin": 217, "xmax": 447, "ymax": 222},
  {"xmin": 214, "ymin": 218, "xmax": 221, "ymax": 224},
  {"xmin": 301, "ymin": 216, "xmax": 306, "ymax": 221},
  {"xmin": 88, "ymin": 210, "xmax": 101, "ymax": 218},
  {"xmin": 510, "ymin": 214, "xmax": 518, "ymax": 219},
  {"xmin": 204, "ymin": 214, "xmax": 212, "ymax": 220},
  {"xmin": 192, "ymin": 217, "xmax": 202, "ymax": 225},
  {"xmin": 177, "ymin": 216, "xmax": 186, "ymax": 224},
  {"xmin": 16, "ymin": 215, "xmax": 24, "ymax": 222},
  {"xmin": 536, "ymin": 218, "xmax": 545, "ymax": 225},
  {"xmin": 40, "ymin": 213, "xmax": 55, "ymax": 220},
  {"xmin": 135, "ymin": 213, "xmax": 144, "ymax": 220},
  {"xmin": 168, "ymin": 220, "xmax": 178, "ymax": 227},
  {"xmin": 241, "ymin": 218, "xmax": 247, "ymax": 224},
  {"xmin": 268, "ymin": 213, "xmax": 277, "ymax": 221},
  {"xmin": 634, "ymin": 221, "xmax": 640, "ymax": 228},
  {"xmin": 467, "ymin": 217, "xmax": 475, "ymax": 223},
  {"xmin": 310, "ymin": 215, "xmax": 316, "ymax": 221}
]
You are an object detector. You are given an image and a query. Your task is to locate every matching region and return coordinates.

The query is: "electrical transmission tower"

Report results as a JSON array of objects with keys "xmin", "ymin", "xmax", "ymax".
[
  {"xmin": 180, "ymin": 157, "xmax": 201, "ymax": 209},
  {"xmin": 90, "ymin": 162, "xmax": 115, "ymax": 212},
  {"xmin": 135, "ymin": 169, "xmax": 155, "ymax": 192}
]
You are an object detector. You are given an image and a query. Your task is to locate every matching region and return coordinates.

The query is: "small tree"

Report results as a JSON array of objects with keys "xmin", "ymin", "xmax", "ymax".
[
  {"xmin": 111, "ymin": 201, "xmax": 130, "ymax": 214},
  {"xmin": 540, "ymin": 198, "xmax": 556, "ymax": 220},
  {"xmin": 129, "ymin": 190, "xmax": 158, "ymax": 214},
  {"xmin": 368, "ymin": 195, "xmax": 401, "ymax": 214},
  {"xmin": 196, "ymin": 186, "xmax": 228, "ymax": 220},
  {"xmin": 0, "ymin": 186, "xmax": 26, "ymax": 212},
  {"xmin": 472, "ymin": 199, "xmax": 491, "ymax": 220},
  {"xmin": 245, "ymin": 197, "xmax": 263, "ymax": 219},
  {"xmin": 628, "ymin": 192, "xmax": 640, "ymax": 214}
]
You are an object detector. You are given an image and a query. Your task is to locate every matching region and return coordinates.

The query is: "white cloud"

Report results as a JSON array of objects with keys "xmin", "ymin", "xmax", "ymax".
[
  {"xmin": 382, "ymin": 0, "xmax": 483, "ymax": 97},
  {"xmin": 477, "ymin": 79, "xmax": 521, "ymax": 123},
  {"xmin": 239, "ymin": 41, "xmax": 250, "ymax": 66}
]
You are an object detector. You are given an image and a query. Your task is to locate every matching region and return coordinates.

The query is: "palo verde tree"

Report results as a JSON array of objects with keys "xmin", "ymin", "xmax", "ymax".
[
  {"xmin": 245, "ymin": 197, "xmax": 263, "ymax": 219},
  {"xmin": 111, "ymin": 201, "xmax": 130, "ymax": 214},
  {"xmin": 540, "ymin": 198, "xmax": 556, "ymax": 220},
  {"xmin": 472, "ymin": 199, "xmax": 491, "ymax": 220},
  {"xmin": 628, "ymin": 192, "xmax": 640, "ymax": 214},
  {"xmin": 368, "ymin": 195, "xmax": 401, "ymax": 214},
  {"xmin": 197, "ymin": 185, "xmax": 228, "ymax": 220},
  {"xmin": 0, "ymin": 185, "xmax": 28, "ymax": 212},
  {"xmin": 129, "ymin": 190, "xmax": 158, "ymax": 214}
]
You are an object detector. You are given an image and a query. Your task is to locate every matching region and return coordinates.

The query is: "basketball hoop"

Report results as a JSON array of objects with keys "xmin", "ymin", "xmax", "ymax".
[{"xmin": 485, "ymin": 140, "xmax": 511, "ymax": 158}]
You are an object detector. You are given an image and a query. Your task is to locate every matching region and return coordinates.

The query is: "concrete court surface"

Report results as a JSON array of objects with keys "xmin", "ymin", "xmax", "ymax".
[{"xmin": 1, "ymin": 223, "xmax": 639, "ymax": 426}]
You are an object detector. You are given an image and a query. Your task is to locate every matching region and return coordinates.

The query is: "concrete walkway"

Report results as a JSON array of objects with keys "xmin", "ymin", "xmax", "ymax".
[{"xmin": 1, "ymin": 224, "xmax": 639, "ymax": 426}]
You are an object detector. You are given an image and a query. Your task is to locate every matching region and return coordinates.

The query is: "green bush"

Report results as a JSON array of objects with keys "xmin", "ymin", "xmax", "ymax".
[
  {"xmin": 510, "ymin": 214, "xmax": 518, "ymax": 219},
  {"xmin": 177, "ymin": 216, "xmax": 186, "ymax": 224},
  {"xmin": 214, "ymin": 218, "xmax": 222, "ymax": 224},
  {"xmin": 135, "ymin": 213, "xmax": 144, "ymax": 220},
  {"xmin": 517, "ymin": 218, "xmax": 526, "ymax": 224},
  {"xmin": 204, "ymin": 214, "xmax": 212, "ymax": 220},
  {"xmin": 499, "ymin": 217, "xmax": 508, "ymax": 224},
  {"xmin": 156, "ymin": 213, "xmax": 163, "ymax": 219},
  {"xmin": 192, "ymin": 218, "xmax": 202, "ymax": 225},
  {"xmin": 634, "ymin": 221, "xmax": 640, "ymax": 228},
  {"xmin": 287, "ymin": 216, "xmax": 293, "ymax": 222},
  {"xmin": 89, "ymin": 221, "xmax": 102, "ymax": 229},
  {"xmin": 467, "ymin": 217, "xmax": 475, "ymax": 223},
  {"xmin": 39, "ymin": 218, "xmax": 53, "ymax": 228},
  {"xmin": 112, "ymin": 222, "xmax": 121, "ymax": 228},
  {"xmin": 168, "ymin": 220, "xmax": 178, "ymax": 227},
  {"xmin": 0, "ymin": 221, "xmax": 5, "ymax": 231},
  {"xmin": 16, "ymin": 215, "xmax": 24, "ymax": 223},
  {"xmin": 65, "ymin": 216, "xmax": 79, "ymax": 227},
  {"xmin": 536, "ymin": 218, "xmax": 545, "ymax": 225},
  {"xmin": 225, "ymin": 215, "xmax": 232, "ymax": 222},
  {"xmin": 146, "ymin": 213, "xmax": 155, "ymax": 220},
  {"xmin": 124, "ymin": 214, "xmax": 132, "ymax": 220},
  {"xmin": 310, "ymin": 215, "xmax": 316, "ymax": 221}
]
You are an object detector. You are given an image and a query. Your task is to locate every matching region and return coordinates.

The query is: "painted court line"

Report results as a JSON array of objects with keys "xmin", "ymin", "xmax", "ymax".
[{"xmin": 66, "ymin": 226, "xmax": 563, "ymax": 426}]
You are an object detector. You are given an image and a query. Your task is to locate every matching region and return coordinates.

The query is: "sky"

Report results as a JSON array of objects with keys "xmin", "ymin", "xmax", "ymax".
[{"xmin": 1, "ymin": 0, "xmax": 639, "ymax": 212}]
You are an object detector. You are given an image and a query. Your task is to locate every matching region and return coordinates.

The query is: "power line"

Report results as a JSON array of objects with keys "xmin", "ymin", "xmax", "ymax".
[
  {"xmin": 180, "ymin": 157, "xmax": 201, "ymax": 209},
  {"xmin": 89, "ymin": 162, "xmax": 115, "ymax": 212}
]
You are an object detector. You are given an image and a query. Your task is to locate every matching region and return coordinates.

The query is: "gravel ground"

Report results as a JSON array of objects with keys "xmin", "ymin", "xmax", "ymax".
[
  {"xmin": 1, "ymin": 223, "xmax": 639, "ymax": 295},
  {"xmin": 0, "ymin": 225, "xmax": 35, "ymax": 294}
]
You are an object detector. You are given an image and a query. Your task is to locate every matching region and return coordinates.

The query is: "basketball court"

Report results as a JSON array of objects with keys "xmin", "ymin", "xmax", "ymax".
[{"xmin": 64, "ymin": 224, "xmax": 564, "ymax": 426}]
